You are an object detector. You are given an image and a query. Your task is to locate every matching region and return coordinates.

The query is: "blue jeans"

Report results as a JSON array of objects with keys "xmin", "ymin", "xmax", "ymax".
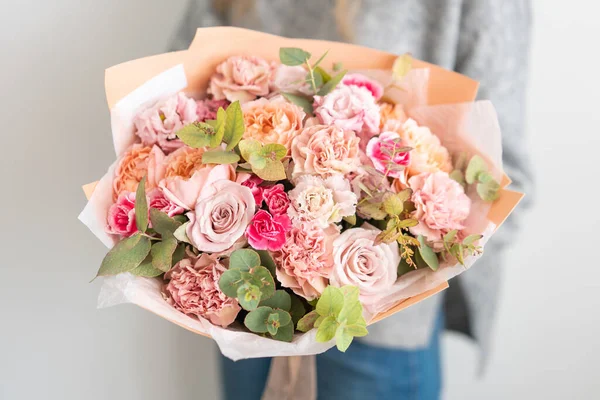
[{"xmin": 220, "ymin": 311, "xmax": 443, "ymax": 400}]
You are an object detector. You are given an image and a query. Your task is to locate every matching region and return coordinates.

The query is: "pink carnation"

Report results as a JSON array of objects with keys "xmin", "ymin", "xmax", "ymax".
[
  {"xmin": 272, "ymin": 222, "xmax": 340, "ymax": 300},
  {"xmin": 366, "ymin": 131, "xmax": 411, "ymax": 178},
  {"xmin": 409, "ymin": 172, "xmax": 471, "ymax": 242},
  {"xmin": 246, "ymin": 210, "xmax": 291, "ymax": 251},
  {"xmin": 106, "ymin": 191, "xmax": 137, "ymax": 237},
  {"xmin": 313, "ymin": 84, "xmax": 380, "ymax": 143},
  {"xmin": 147, "ymin": 188, "xmax": 185, "ymax": 217},
  {"xmin": 342, "ymin": 73, "xmax": 384, "ymax": 100},
  {"xmin": 208, "ymin": 56, "xmax": 274, "ymax": 103},
  {"xmin": 196, "ymin": 98, "xmax": 229, "ymax": 122},
  {"xmin": 263, "ymin": 184, "xmax": 290, "ymax": 215},
  {"xmin": 241, "ymin": 175, "xmax": 265, "ymax": 206},
  {"xmin": 163, "ymin": 254, "xmax": 241, "ymax": 328},
  {"xmin": 133, "ymin": 93, "xmax": 198, "ymax": 153}
]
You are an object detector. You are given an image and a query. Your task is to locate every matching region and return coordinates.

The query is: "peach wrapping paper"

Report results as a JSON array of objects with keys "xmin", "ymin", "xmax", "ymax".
[{"xmin": 79, "ymin": 27, "xmax": 523, "ymax": 360}]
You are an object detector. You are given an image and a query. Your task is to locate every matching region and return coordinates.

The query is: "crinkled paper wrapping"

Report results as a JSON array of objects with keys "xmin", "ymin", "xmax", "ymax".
[{"xmin": 79, "ymin": 27, "xmax": 524, "ymax": 360}]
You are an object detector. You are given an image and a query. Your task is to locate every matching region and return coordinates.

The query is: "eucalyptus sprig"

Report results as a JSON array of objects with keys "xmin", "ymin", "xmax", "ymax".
[
  {"xmin": 238, "ymin": 139, "xmax": 288, "ymax": 181},
  {"xmin": 451, "ymin": 153, "xmax": 501, "ymax": 202},
  {"xmin": 440, "ymin": 230, "xmax": 483, "ymax": 265}
]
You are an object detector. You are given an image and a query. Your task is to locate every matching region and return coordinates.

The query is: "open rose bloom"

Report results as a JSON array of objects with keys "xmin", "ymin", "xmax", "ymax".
[{"xmin": 79, "ymin": 28, "xmax": 523, "ymax": 362}]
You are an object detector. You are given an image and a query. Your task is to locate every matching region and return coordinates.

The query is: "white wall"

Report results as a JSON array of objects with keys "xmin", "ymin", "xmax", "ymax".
[{"xmin": 1, "ymin": 1, "xmax": 598, "ymax": 399}]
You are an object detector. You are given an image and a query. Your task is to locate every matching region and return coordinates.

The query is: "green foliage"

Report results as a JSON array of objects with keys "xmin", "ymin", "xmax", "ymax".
[
  {"xmin": 332, "ymin": 62, "xmax": 343, "ymax": 72},
  {"xmin": 237, "ymin": 283, "xmax": 261, "ymax": 310},
  {"xmin": 317, "ymin": 70, "xmax": 347, "ymax": 96},
  {"xmin": 96, "ymin": 233, "xmax": 151, "ymax": 277},
  {"xmin": 441, "ymin": 229, "xmax": 484, "ymax": 266},
  {"xmin": 417, "ymin": 235, "xmax": 439, "ymax": 271},
  {"xmin": 135, "ymin": 177, "xmax": 148, "ymax": 232},
  {"xmin": 244, "ymin": 306, "xmax": 272, "ymax": 333},
  {"xmin": 201, "ymin": 150, "xmax": 240, "ymax": 164},
  {"xmin": 223, "ymin": 101, "xmax": 245, "ymax": 150},
  {"xmin": 259, "ymin": 290, "xmax": 291, "ymax": 311},
  {"xmin": 289, "ymin": 294, "xmax": 306, "ymax": 326},
  {"xmin": 176, "ymin": 122, "xmax": 218, "ymax": 148},
  {"xmin": 173, "ymin": 222, "xmax": 190, "ymax": 244},
  {"xmin": 392, "ymin": 53, "xmax": 413, "ymax": 81},
  {"xmin": 314, "ymin": 66, "xmax": 331, "ymax": 83},
  {"xmin": 465, "ymin": 155, "xmax": 487, "ymax": 184},
  {"xmin": 238, "ymin": 139, "xmax": 287, "ymax": 181},
  {"xmin": 256, "ymin": 250, "xmax": 277, "ymax": 276},
  {"xmin": 382, "ymin": 193, "xmax": 405, "ymax": 216},
  {"xmin": 229, "ymin": 249, "xmax": 261, "ymax": 270},
  {"xmin": 150, "ymin": 237, "xmax": 178, "ymax": 272},
  {"xmin": 149, "ymin": 209, "xmax": 181, "ymax": 237},
  {"xmin": 130, "ymin": 256, "xmax": 163, "ymax": 278},
  {"xmin": 477, "ymin": 179, "xmax": 501, "ymax": 202},
  {"xmin": 297, "ymin": 310, "xmax": 319, "ymax": 332},
  {"xmin": 282, "ymin": 93, "xmax": 313, "ymax": 114},
  {"xmin": 244, "ymin": 306, "xmax": 294, "ymax": 342},
  {"xmin": 449, "ymin": 169, "xmax": 466, "ymax": 187},
  {"xmin": 279, "ymin": 47, "xmax": 311, "ymax": 66}
]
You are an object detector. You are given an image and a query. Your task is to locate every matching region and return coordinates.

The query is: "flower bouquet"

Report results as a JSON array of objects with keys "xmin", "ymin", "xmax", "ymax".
[{"xmin": 79, "ymin": 27, "xmax": 523, "ymax": 359}]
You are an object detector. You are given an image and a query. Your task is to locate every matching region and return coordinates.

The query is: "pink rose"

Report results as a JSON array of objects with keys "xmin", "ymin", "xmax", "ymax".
[
  {"xmin": 408, "ymin": 172, "xmax": 471, "ymax": 242},
  {"xmin": 147, "ymin": 188, "xmax": 184, "ymax": 217},
  {"xmin": 272, "ymin": 222, "xmax": 340, "ymax": 300},
  {"xmin": 263, "ymin": 184, "xmax": 290, "ymax": 215},
  {"xmin": 163, "ymin": 254, "xmax": 240, "ymax": 327},
  {"xmin": 241, "ymin": 175, "xmax": 265, "ymax": 206},
  {"xmin": 288, "ymin": 175, "xmax": 357, "ymax": 228},
  {"xmin": 330, "ymin": 224, "xmax": 400, "ymax": 306},
  {"xmin": 291, "ymin": 124, "xmax": 360, "ymax": 177},
  {"xmin": 313, "ymin": 84, "xmax": 380, "ymax": 142},
  {"xmin": 246, "ymin": 210, "xmax": 291, "ymax": 251},
  {"xmin": 106, "ymin": 191, "xmax": 137, "ymax": 237},
  {"xmin": 270, "ymin": 65, "xmax": 312, "ymax": 96},
  {"xmin": 342, "ymin": 73, "xmax": 384, "ymax": 100},
  {"xmin": 208, "ymin": 56, "xmax": 274, "ymax": 103},
  {"xmin": 133, "ymin": 93, "xmax": 198, "ymax": 153},
  {"xmin": 196, "ymin": 98, "xmax": 230, "ymax": 122},
  {"xmin": 366, "ymin": 131, "xmax": 411, "ymax": 178},
  {"xmin": 186, "ymin": 180, "xmax": 256, "ymax": 252}
]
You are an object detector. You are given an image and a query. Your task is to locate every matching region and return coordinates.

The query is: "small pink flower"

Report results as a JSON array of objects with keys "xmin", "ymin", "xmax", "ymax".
[
  {"xmin": 241, "ymin": 175, "xmax": 265, "ymax": 206},
  {"xmin": 163, "ymin": 254, "xmax": 241, "ymax": 328},
  {"xmin": 106, "ymin": 192, "xmax": 137, "ymax": 237},
  {"xmin": 196, "ymin": 98, "xmax": 230, "ymax": 122},
  {"xmin": 409, "ymin": 172, "xmax": 471, "ymax": 242},
  {"xmin": 366, "ymin": 131, "xmax": 411, "ymax": 178},
  {"xmin": 208, "ymin": 56, "xmax": 274, "ymax": 103},
  {"xmin": 263, "ymin": 184, "xmax": 290, "ymax": 215},
  {"xmin": 342, "ymin": 73, "xmax": 384, "ymax": 100},
  {"xmin": 246, "ymin": 210, "xmax": 291, "ymax": 252},
  {"xmin": 147, "ymin": 188, "xmax": 184, "ymax": 217}
]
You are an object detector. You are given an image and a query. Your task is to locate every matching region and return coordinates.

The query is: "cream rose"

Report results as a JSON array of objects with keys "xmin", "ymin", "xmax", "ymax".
[
  {"xmin": 186, "ymin": 180, "xmax": 256, "ymax": 252},
  {"xmin": 330, "ymin": 224, "xmax": 400, "ymax": 306},
  {"xmin": 291, "ymin": 124, "xmax": 360, "ymax": 178}
]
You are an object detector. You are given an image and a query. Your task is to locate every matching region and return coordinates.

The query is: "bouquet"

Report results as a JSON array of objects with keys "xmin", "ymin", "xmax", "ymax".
[{"xmin": 79, "ymin": 28, "xmax": 523, "ymax": 359}]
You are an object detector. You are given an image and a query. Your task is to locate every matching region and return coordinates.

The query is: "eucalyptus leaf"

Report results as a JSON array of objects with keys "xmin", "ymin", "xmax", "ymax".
[
  {"xmin": 312, "ymin": 50, "xmax": 329, "ymax": 68},
  {"xmin": 238, "ymin": 139, "xmax": 262, "ymax": 162},
  {"xmin": 229, "ymin": 249, "xmax": 261, "ymax": 270},
  {"xmin": 173, "ymin": 222, "xmax": 190, "ymax": 244},
  {"xmin": 256, "ymin": 250, "xmax": 277, "ymax": 277},
  {"xmin": 449, "ymin": 170, "xmax": 466, "ymax": 186},
  {"xmin": 397, "ymin": 255, "xmax": 414, "ymax": 277},
  {"xmin": 253, "ymin": 159, "xmax": 287, "ymax": 181},
  {"xmin": 259, "ymin": 290, "xmax": 291, "ymax": 311},
  {"xmin": 282, "ymin": 92, "xmax": 313, "ymax": 114},
  {"xmin": 130, "ymin": 256, "xmax": 163, "ymax": 278},
  {"xmin": 314, "ymin": 66, "xmax": 331, "ymax": 83},
  {"xmin": 171, "ymin": 243, "xmax": 186, "ymax": 266},
  {"xmin": 463, "ymin": 234, "xmax": 483, "ymax": 245},
  {"xmin": 443, "ymin": 229, "xmax": 458, "ymax": 244},
  {"xmin": 465, "ymin": 155, "xmax": 487, "ymax": 184},
  {"xmin": 310, "ymin": 70, "xmax": 324, "ymax": 88},
  {"xmin": 279, "ymin": 47, "xmax": 311, "ymax": 66},
  {"xmin": 332, "ymin": 62, "xmax": 343, "ymax": 72},
  {"xmin": 135, "ymin": 177, "xmax": 148, "ymax": 232},
  {"xmin": 317, "ymin": 70, "xmax": 347, "ymax": 96},
  {"xmin": 244, "ymin": 306, "xmax": 272, "ymax": 333},
  {"xmin": 315, "ymin": 316, "xmax": 338, "ymax": 342},
  {"xmin": 96, "ymin": 234, "xmax": 151, "ymax": 277},
  {"xmin": 272, "ymin": 309, "xmax": 292, "ymax": 327},
  {"xmin": 477, "ymin": 179, "xmax": 501, "ymax": 202},
  {"xmin": 224, "ymin": 100, "xmax": 245, "ymax": 150},
  {"xmin": 417, "ymin": 235, "xmax": 440, "ymax": 271},
  {"xmin": 289, "ymin": 294, "xmax": 306, "ymax": 326},
  {"xmin": 260, "ymin": 143, "xmax": 287, "ymax": 161},
  {"xmin": 272, "ymin": 321, "xmax": 294, "ymax": 342},
  {"xmin": 201, "ymin": 150, "xmax": 240, "ymax": 164},
  {"xmin": 151, "ymin": 236, "xmax": 178, "ymax": 272},
  {"xmin": 267, "ymin": 313, "xmax": 279, "ymax": 336},
  {"xmin": 249, "ymin": 265, "xmax": 275, "ymax": 301},
  {"xmin": 237, "ymin": 283, "xmax": 262, "ymax": 311},
  {"xmin": 149, "ymin": 208, "xmax": 181, "ymax": 238},
  {"xmin": 218, "ymin": 269, "xmax": 244, "ymax": 298},
  {"xmin": 297, "ymin": 310, "xmax": 319, "ymax": 332}
]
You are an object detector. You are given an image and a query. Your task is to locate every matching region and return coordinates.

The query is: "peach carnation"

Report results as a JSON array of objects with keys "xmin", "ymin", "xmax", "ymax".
[
  {"xmin": 379, "ymin": 102, "xmax": 407, "ymax": 129},
  {"xmin": 113, "ymin": 144, "xmax": 166, "ymax": 200},
  {"xmin": 209, "ymin": 56, "xmax": 274, "ymax": 103},
  {"xmin": 164, "ymin": 146, "xmax": 206, "ymax": 179}
]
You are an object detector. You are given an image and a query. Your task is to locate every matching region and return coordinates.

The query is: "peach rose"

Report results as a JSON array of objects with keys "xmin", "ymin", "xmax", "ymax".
[
  {"xmin": 113, "ymin": 144, "xmax": 166, "ymax": 200},
  {"xmin": 291, "ymin": 124, "xmax": 360, "ymax": 178},
  {"xmin": 133, "ymin": 93, "xmax": 198, "ymax": 153},
  {"xmin": 164, "ymin": 146, "xmax": 206, "ymax": 179},
  {"xmin": 384, "ymin": 118, "xmax": 452, "ymax": 176},
  {"xmin": 163, "ymin": 254, "xmax": 241, "ymax": 328},
  {"xmin": 208, "ymin": 56, "xmax": 274, "ymax": 103},
  {"xmin": 378, "ymin": 102, "xmax": 407, "ymax": 129},
  {"xmin": 242, "ymin": 95, "xmax": 305, "ymax": 150},
  {"xmin": 330, "ymin": 224, "xmax": 400, "ymax": 306},
  {"xmin": 409, "ymin": 171, "xmax": 471, "ymax": 242},
  {"xmin": 272, "ymin": 222, "xmax": 340, "ymax": 300}
]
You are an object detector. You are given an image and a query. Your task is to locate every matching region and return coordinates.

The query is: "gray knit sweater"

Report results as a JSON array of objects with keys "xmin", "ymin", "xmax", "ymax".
[{"xmin": 171, "ymin": 0, "xmax": 533, "ymax": 362}]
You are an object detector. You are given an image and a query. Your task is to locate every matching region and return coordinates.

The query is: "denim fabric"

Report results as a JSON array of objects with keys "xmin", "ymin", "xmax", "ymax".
[{"xmin": 220, "ymin": 311, "xmax": 443, "ymax": 400}]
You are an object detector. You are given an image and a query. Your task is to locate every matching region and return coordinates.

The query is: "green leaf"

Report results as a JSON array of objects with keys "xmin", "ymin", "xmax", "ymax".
[
  {"xmin": 249, "ymin": 153, "xmax": 267, "ymax": 169},
  {"xmin": 253, "ymin": 159, "xmax": 287, "ymax": 181},
  {"xmin": 289, "ymin": 294, "xmax": 306, "ymax": 326},
  {"xmin": 218, "ymin": 268, "xmax": 244, "ymax": 298},
  {"xmin": 272, "ymin": 309, "xmax": 292, "ymax": 327},
  {"xmin": 315, "ymin": 316, "xmax": 338, "ymax": 342},
  {"xmin": 237, "ymin": 283, "xmax": 262, "ymax": 311},
  {"xmin": 444, "ymin": 229, "xmax": 458, "ymax": 244},
  {"xmin": 135, "ymin": 177, "xmax": 148, "ymax": 232},
  {"xmin": 477, "ymin": 179, "xmax": 501, "ymax": 202},
  {"xmin": 317, "ymin": 70, "xmax": 347, "ymax": 96},
  {"xmin": 396, "ymin": 188, "xmax": 413, "ymax": 202},
  {"xmin": 417, "ymin": 235, "xmax": 440, "ymax": 271},
  {"xmin": 314, "ymin": 315, "xmax": 325, "ymax": 328},
  {"xmin": 465, "ymin": 155, "xmax": 487, "ymax": 184},
  {"xmin": 345, "ymin": 323, "xmax": 368, "ymax": 337},
  {"xmin": 463, "ymin": 234, "xmax": 483, "ymax": 245},
  {"xmin": 204, "ymin": 119, "xmax": 217, "ymax": 128},
  {"xmin": 316, "ymin": 286, "xmax": 344, "ymax": 317},
  {"xmin": 332, "ymin": 62, "xmax": 343, "ymax": 72},
  {"xmin": 244, "ymin": 306, "xmax": 272, "ymax": 333},
  {"xmin": 343, "ymin": 214, "xmax": 357, "ymax": 226},
  {"xmin": 201, "ymin": 150, "xmax": 240, "ymax": 165},
  {"xmin": 477, "ymin": 171, "xmax": 493, "ymax": 183},
  {"xmin": 392, "ymin": 53, "xmax": 412, "ymax": 80},
  {"xmin": 314, "ymin": 66, "xmax": 331, "ymax": 83},
  {"xmin": 396, "ymin": 218, "xmax": 418, "ymax": 229},
  {"xmin": 310, "ymin": 70, "xmax": 324, "ymax": 88},
  {"xmin": 267, "ymin": 312, "xmax": 280, "ymax": 335},
  {"xmin": 335, "ymin": 325, "xmax": 354, "ymax": 352},
  {"xmin": 340, "ymin": 285, "xmax": 360, "ymax": 304},
  {"xmin": 173, "ymin": 222, "xmax": 190, "ymax": 244},
  {"xmin": 449, "ymin": 170, "xmax": 466, "ymax": 186},
  {"xmin": 229, "ymin": 249, "xmax": 261, "ymax": 270},
  {"xmin": 224, "ymin": 100, "xmax": 245, "ymax": 150},
  {"xmin": 209, "ymin": 108, "xmax": 226, "ymax": 148},
  {"xmin": 249, "ymin": 266, "xmax": 276, "ymax": 301},
  {"xmin": 282, "ymin": 92, "xmax": 313, "ymax": 114},
  {"xmin": 130, "ymin": 256, "xmax": 163, "ymax": 278},
  {"xmin": 238, "ymin": 139, "xmax": 262, "ymax": 162},
  {"xmin": 397, "ymin": 255, "xmax": 414, "ymax": 277},
  {"xmin": 279, "ymin": 47, "xmax": 311, "ymax": 66},
  {"xmin": 96, "ymin": 233, "xmax": 151, "ymax": 276},
  {"xmin": 312, "ymin": 50, "xmax": 329, "ymax": 68},
  {"xmin": 150, "ymin": 236, "xmax": 178, "ymax": 272},
  {"xmin": 383, "ymin": 193, "xmax": 404, "ymax": 216},
  {"xmin": 259, "ymin": 290, "xmax": 291, "ymax": 311},
  {"xmin": 338, "ymin": 300, "xmax": 363, "ymax": 325},
  {"xmin": 171, "ymin": 243, "xmax": 186, "ymax": 266},
  {"xmin": 149, "ymin": 208, "xmax": 181, "ymax": 238},
  {"xmin": 297, "ymin": 310, "xmax": 319, "ymax": 332},
  {"xmin": 454, "ymin": 152, "xmax": 468, "ymax": 171},
  {"xmin": 272, "ymin": 321, "xmax": 294, "ymax": 342},
  {"xmin": 256, "ymin": 250, "xmax": 277, "ymax": 277},
  {"xmin": 451, "ymin": 243, "xmax": 465, "ymax": 265},
  {"xmin": 176, "ymin": 122, "xmax": 213, "ymax": 148},
  {"xmin": 260, "ymin": 143, "xmax": 287, "ymax": 161}
]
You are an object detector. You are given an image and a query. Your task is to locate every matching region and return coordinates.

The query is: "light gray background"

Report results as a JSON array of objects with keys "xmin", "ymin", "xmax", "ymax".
[{"xmin": 1, "ymin": 1, "xmax": 599, "ymax": 399}]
